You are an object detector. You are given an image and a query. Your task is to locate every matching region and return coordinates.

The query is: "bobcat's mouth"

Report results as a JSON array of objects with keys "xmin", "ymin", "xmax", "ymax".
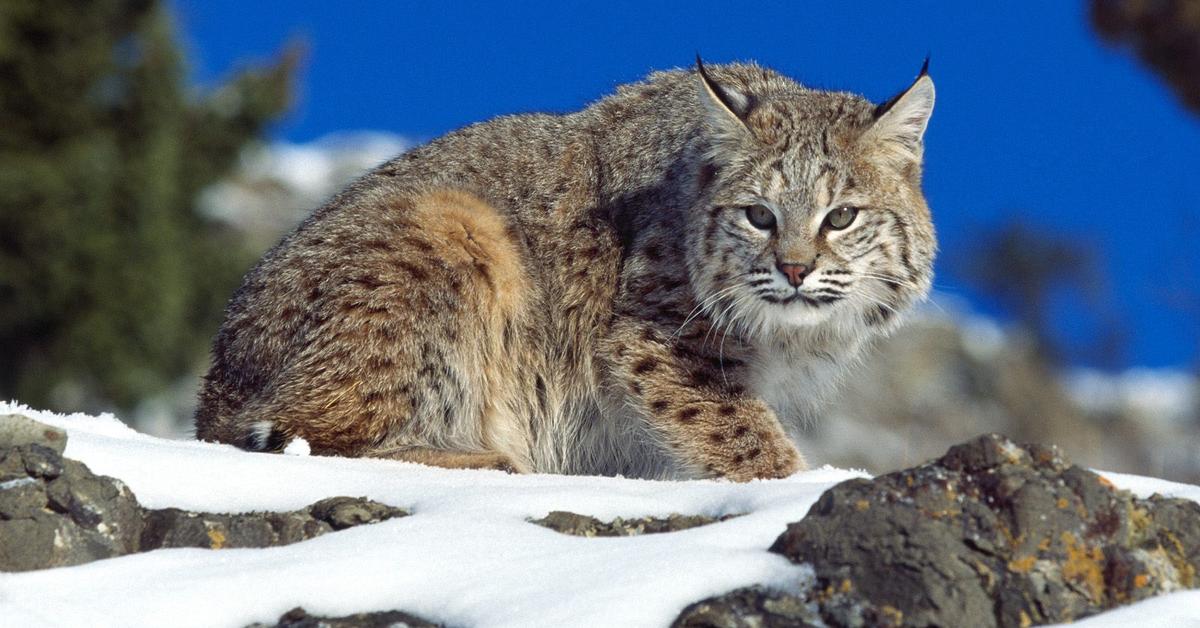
[{"xmin": 759, "ymin": 290, "xmax": 843, "ymax": 307}]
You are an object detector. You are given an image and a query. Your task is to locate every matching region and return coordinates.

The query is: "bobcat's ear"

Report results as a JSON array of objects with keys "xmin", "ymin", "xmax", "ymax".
[
  {"xmin": 866, "ymin": 59, "xmax": 935, "ymax": 163},
  {"xmin": 696, "ymin": 55, "xmax": 753, "ymax": 140}
]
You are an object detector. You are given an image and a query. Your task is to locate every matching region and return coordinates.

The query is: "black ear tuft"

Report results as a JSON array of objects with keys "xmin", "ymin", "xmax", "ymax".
[
  {"xmin": 696, "ymin": 54, "xmax": 752, "ymax": 121},
  {"xmin": 875, "ymin": 57, "xmax": 933, "ymax": 118},
  {"xmin": 874, "ymin": 91, "xmax": 902, "ymax": 119}
]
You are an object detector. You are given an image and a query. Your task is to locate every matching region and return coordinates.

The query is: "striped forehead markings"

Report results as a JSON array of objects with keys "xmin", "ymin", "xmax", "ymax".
[
  {"xmin": 814, "ymin": 162, "xmax": 837, "ymax": 209},
  {"xmin": 769, "ymin": 157, "xmax": 791, "ymax": 189}
]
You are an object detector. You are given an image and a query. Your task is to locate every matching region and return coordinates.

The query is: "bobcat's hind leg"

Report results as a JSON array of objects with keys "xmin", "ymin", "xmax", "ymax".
[
  {"xmin": 368, "ymin": 446, "xmax": 524, "ymax": 473},
  {"xmin": 235, "ymin": 188, "xmax": 534, "ymax": 466}
]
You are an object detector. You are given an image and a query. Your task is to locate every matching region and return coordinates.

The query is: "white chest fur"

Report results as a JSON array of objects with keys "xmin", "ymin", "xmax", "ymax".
[{"xmin": 750, "ymin": 338, "xmax": 863, "ymax": 439}]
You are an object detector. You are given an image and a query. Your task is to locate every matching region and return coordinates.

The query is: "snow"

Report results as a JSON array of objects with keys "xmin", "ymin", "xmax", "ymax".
[
  {"xmin": 1065, "ymin": 368, "xmax": 1198, "ymax": 427},
  {"xmin": 283, "ymin": 436, "xmax": 311, "ymax": 456},
  {"xmin": 197, "ymin": 132, "xmax": 411, "ymax": 232},
  {"xmin": 1, "ymin": 401, "xmax": 1198, "ymax": 628}
]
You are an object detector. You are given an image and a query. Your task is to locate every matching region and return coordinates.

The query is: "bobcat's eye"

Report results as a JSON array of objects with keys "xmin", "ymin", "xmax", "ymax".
[
  {"xmin": 824, "ymin": 206, "xmax": 859, "ymax": 231},
  {"xmin": 744, "ymin": 204, "xmax": 777, "ymax": 230}
]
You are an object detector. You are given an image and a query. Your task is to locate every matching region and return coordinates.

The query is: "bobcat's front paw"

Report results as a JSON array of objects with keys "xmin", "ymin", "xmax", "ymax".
[{"xmin": 704, "ymin": 427, "xmax": 807, "ymax": 482}]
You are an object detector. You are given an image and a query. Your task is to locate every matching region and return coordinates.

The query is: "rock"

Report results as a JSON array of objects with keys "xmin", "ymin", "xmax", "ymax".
[
  {"xmin": 139, "ymin": 508, "xmax": 331, "ymax": 550},
  {"xmin": 140, "ymin": 497, "xmax": 407, "ymax": 550},
  {"xmin": 308, "ymin": 496, "xmax": 407, "ymax": 530},
  {"xmin": 0, "ymin": 413, "xmax": 67, "ymax": 454},
  {"xmin": 531, "ymin": 511, "xmax": 736, "ymax": 537},
  {"xmin": 765, "ymin": 433, "xmax": 1200, "ymax": 627},
  {"xmin": 672, "ymin": 586, "xmax": 825, "ymax": 628},
  {"xmin": 1, "ymin": 416, "xmax": 408, "ymax": 570},
  {"xmin": 248, "ymin": 606, "xmax": 441, "ymax": 628},
  {"xmin": 0, "ymin": 444, "xmax": 142, "ymax": 571}
]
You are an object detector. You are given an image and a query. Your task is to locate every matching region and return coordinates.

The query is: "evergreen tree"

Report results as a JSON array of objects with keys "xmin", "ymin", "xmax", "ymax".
[
  {"xmin": 1092, "ymin": 0, "xmax": 1200, "ymax": 115},
  {"xmin": 0, "ymin": 0, "xmax": 296, "ymax": 411}
]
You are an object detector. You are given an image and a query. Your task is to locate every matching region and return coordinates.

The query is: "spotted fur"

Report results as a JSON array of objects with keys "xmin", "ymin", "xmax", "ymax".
[{"xmin": 194, "ymin": 61, "xmax": 937, "ymax": 481}]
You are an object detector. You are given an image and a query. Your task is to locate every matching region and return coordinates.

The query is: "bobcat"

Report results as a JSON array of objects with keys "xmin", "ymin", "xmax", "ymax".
[{"xmin": 195, "ymin": 59, "xmax": 936, "ymax": 481}]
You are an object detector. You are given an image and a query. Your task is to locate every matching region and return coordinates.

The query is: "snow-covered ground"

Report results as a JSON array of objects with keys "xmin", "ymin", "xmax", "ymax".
[{"xmin": 1, "ymin": 402, "xmax": 1198, "ymax": 628}]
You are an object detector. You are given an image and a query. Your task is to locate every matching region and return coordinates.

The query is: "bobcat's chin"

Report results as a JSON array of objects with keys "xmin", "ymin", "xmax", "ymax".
[{"xmin": 757, "ymin": 296, "xmax": 841, "ymax": 330}]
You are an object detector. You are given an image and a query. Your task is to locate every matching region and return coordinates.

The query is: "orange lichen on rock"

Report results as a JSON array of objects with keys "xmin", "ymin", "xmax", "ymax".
[
  {"xmin": 206, "ymin": 527, "xmax": 226, "ymax": 550},
  {"xmin": 1008, "ymin": 555, "xmax": 1037, "ymax": 573},
  {"xmin": 1061, "ymin": 532, "xmax": 1106, "ymax": 603}
]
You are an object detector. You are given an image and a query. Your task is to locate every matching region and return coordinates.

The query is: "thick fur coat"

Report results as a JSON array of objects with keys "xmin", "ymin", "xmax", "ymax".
[{"xmin": 195, "ymin": 61, "xmax": 937, "ymax": 480}]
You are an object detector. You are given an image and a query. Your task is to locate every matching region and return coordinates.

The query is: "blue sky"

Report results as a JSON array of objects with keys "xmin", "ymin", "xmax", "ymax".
[{"xmin": 173, "ymin": 1, "xmax": 1200, "ymax": 370}]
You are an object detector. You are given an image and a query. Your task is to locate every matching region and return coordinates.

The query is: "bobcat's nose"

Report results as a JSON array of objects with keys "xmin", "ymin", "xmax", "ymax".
[{"xmin": 776, "ymin": 262, "xmax": 812, "ymax": 287}]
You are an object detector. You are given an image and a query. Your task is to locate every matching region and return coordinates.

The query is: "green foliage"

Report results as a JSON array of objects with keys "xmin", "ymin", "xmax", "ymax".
[{"xmin": 0, "ymin": 0, "xmax": 296, "ymax": 411}]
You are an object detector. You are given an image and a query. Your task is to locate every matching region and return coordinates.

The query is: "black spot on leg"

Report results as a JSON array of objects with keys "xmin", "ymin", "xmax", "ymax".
[
  {"xmin": 719, "ymin": 404, "xmax": 737, "ymax": 417},
  {"xmin": 678, "ymin": 407, "xmax": 701, "ymax": 423},
  {"xmin": 689, "ymin": 368, "xmax": 720, "ymax": 389},
  {"xmin": 733, "ymin": 426, "xmax": 749, "ymax": 438},
  {"xmin": 633, "ymin": 358, "xmax": 658, "ymax": 375},
  {"xmin": 650, "ymin": 400, "xmax": 669, "ymax": 413}
]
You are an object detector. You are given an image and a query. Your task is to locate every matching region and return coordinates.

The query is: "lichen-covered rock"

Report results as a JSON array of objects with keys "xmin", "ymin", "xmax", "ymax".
[
  {"xmin": 140, "ymin": 497, "xmax": 407, "ymax": 550},
  {"xmin": 0, "ymin": 444, "xmax": 142, "ymax": 571},
  {"xmin": 767, "ymin": 433, "xmax": 1200, "ymax": 627},
  {"xmin": 248, "ymin": 606, "xmax": 441, "ymax": 628},
  {"xmin": 1, "ymin": 415, "xmax": 408, "ymax": 570},
  {"xmin": 531, "ymin": 510, "xmax": 735, "ymax": 537},
  {"xmin": 140, "ymin": 508, "xmax": 330, "ymax": 550}
]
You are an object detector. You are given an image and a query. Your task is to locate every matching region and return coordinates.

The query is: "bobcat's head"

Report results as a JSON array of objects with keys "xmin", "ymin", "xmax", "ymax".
[{"xmin": 686, "ymin": 60, "xmax": 937, "ymax": 340}]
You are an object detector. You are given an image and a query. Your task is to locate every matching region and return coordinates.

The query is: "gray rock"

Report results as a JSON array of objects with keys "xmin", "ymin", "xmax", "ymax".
[
  {"xmin": 673, "ymin": 586, "xmax": 826, "ymax": 628},
  {"xmin": 139, "ymin": 508, "xmax": 333, "ymax": 550},
  {"xmin": 764, "ymin": 434, "xmax": 1200, "ymax": 627},
  {"xmin": 1, "ymin": 421, "xmax": 409, "ymax": 571},
  {"xmin": 139, "ymin": 497, "xmax": 407, "ymax": 550},
  {"xmin": 308, "ymin": 496, "xmax": 407, "ymax": 530},
  {"xmin": 531, "ymin": 511, "xmax": 736, "ymax": 537},
  {"xmin": 0, "ymin": 444, "xmax": 142, "ymax": 571},
  {"xmin": 248, "ymin": 606, "xmax": 441, "ymax": 628},
  {"xmin": 0, "ymin": 413, "xmax": 67, "ymax": 454}
]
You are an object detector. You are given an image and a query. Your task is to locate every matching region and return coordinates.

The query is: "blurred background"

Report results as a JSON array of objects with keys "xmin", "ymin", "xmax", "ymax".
[{"xmin": 2, "ymin": 1, "xmax": 1198, "ymax": 481}]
